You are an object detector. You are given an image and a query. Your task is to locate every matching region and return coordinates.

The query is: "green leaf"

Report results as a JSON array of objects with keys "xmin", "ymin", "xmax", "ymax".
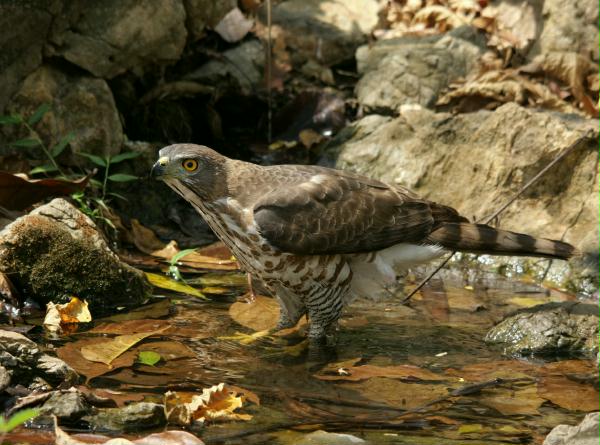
[
  {"xmin": 0, "ymin": 114, "xmax": 23, "ymax": 125},
  {"xmin": 110, "ymin": 151, "xmax": 141, "ymax": 164},
  {"xmin": 106, "ymin": 192, "xmax": 128, "ymax": 201},
  {"xmin": 169, "ymin": 248, "xmax": 198, "ymax": 266},
  {"xmin": 108, "ymin": 173, "xmax": 138, "ymax": 182},
  {"xmin": 50, "ymin": 132, "xmax": 75, "ymax": 157},
  {"xmin": 89, "ymin": 178, "xmax": 103, "ymax": 188},
  {"xmin": 145, "ymin": 272, "xmax": 208, "ymax": 300},
  {"xmin": 29, "ymin": 164, "xmax": 59, "ymax": 175},
  {"xmin": 137, "ymin": 350, "xmax": 162, "ymax": 366},
  {"xmin": 78, "ymin": 152, "xmax": 107, "ymax": 167},
  {"xmin": 27, "ymin": 103, "xmax": 51, "ymax": 125},
  {"xmin": 0, "ymin": 408, "xmax": 40, "ymax": 433},
  {"xmin": 11, "ymin": 138, "xmax": 40, "ymax": 148}
]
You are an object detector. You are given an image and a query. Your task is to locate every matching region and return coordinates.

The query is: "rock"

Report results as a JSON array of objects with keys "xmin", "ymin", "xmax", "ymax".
[
  {"xmin": 485, "ymin": 302, "xmax": 599, "ymax": 357},
  {"xmin": 0, "ymin": 198, "xmax": 150, "ymax": 314},
  {"xmin": 183, "ymin": 0, "xmax": 236, "ymax": 41},
  {"xmin": 186, "ymin": 40, "xmax": 265, "ymax": 94},
  {"xmin": 0, "ymin": 365, "xmax": 11, "ymax": 392},
  {"xmin": 324, "ymin": 103, "xmax": 599, "ymax": 273},
  {"xmin": 83, "ymin": 402, "xmax": 166, "ymax": 432},
  {"xmin": 259, "ymin": 0, "xmax": 380, "ymax": 67},
  {"xmin": 528, "ymin": 0, "xmax": 599, "ymax": 61},
  {"xmin": 293, "ymin": 430, "xmax": 367, "ymax": 445},
  {"xmin": 355, "ymin": 26, "xmax": 485, "ymax": 112},
  {"xmin": 0, "ymin": 330, "xmax": 78, "ymax": 388},
  {"xmin": 40, "ymin": 389, "xmax": 90, "ymax": 421},
  {"xmin": 543, "ymin": 412, "xmax": 599, "ymax": 445},
  {"xmin": 5, "ymin": 64, "xmax": 123, "ymax": 161},
  {"xmin": 47, "ymin": 0, "xmax": 187, "ymax": 78},
  {"xmin": 0, "ymin": 1, "xmax": 61, "ymax": 111}
]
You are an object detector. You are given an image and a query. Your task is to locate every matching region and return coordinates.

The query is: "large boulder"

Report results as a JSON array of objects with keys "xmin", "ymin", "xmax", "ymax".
[
  {"xmin": 0, "ymin": 198, "xmax": 150, "ymax": 314},
  {"xmin": 543, "ymin": 412, "xmax": 599, "ymax": 445},
  {"xmin": 4, "ymin": 64, "xmax": 123, "ymax": 161},
  {"xmin": 355, "ymin": 27, "xmax": 486, "ymax": 112},
  {"xmin": 322, "ymin": 103, "xmax": 598, "ymax": 292},
  {"xmin": 258, "ymin": 0, "xmax": 380, "ymax": 67},
  {"xmin": 528, "ymin": 0, "xmax": 599, "ymax": 61},
  {"xmin": 46, "ymin": 0, "xmax": 187, "ymax": 78},
  {"xmin": 485, "ymin": 302, "xmax": 599, "ymax": 357},
  {"xmin": 0, "ymin": 1, "xmax": 61, "ymax": 112}
]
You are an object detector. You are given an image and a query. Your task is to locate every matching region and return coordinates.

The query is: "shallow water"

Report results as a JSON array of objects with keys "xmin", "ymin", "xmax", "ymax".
[{"xmin": 14, "ymin": 267, "xmax": 599, "ymax": 444}]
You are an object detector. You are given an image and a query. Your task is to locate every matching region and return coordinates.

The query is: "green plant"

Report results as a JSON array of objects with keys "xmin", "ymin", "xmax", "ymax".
[
  {"xmin": 0, "ymin": 104, "xmax": 74, "ymax": 177},
  {"xmin": 0, "ymin": 408, "xmax": 40, "ymax": 438},
  {"xmin": 168, "ymin": 248, "xmax": 197, "ymax": 281}
]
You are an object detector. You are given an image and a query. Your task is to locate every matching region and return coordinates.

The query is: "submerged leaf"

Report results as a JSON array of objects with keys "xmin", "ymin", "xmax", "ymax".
[
  {"xmin": 314, "ymin": 363, "xmax": 442, "ymax": 382},
  {"xmin": 137, "ymin": 351, "xmax": 162, "ymax": 366},
  {"xmin": 229, "ymin": 295, "xmax": 280, "ymax": 331},
  {"xmin": 81, "ymin": 328, "xmax": 167, "ymax": 366}
]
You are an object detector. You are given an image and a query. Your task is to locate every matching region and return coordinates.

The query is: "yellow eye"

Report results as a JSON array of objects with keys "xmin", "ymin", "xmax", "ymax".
[{"xmin": 182, "ymin": 159, "xmax": 198, "ymax": 172}]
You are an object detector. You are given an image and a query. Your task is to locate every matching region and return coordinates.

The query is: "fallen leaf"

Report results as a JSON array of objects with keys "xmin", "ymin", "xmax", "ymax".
[
  {"xmin": 165, "ymin": 383, "xmax": 253, "ymax": 426},
  {"xmin": 0, "ymin": 171, "xmax": 90, "ymax": 211},
  {"xmin": 99, "ymin": 299, "xmax": 171, "ymax": 322},
  {"xmin": 89, "ymin": 319, "xmax": 172, "ymax": 335},
  {"xmin": 145, "ymin": 272, "xmax": 207, "ymax": 299},
  {"xmin": 228, "ymin": 295, "xmax": 280, "ymax": 331},
  {"xmin": 137, "ymin": 351, "xmax": 162, "ymax": 366},
  {"xmin": 43, "ymin": 297, "xmax": 92, "ymax": 335},
  {"xmin": 345, "ymin": 377, "xmax": 449, "ymax": 410},
  {"xmin": 445, "ymin": 360, "xmax": 539, "ymax": 382},
  {"xmin": 537, "ymin": 376, "xmax": 599, "ymax": 412},
  {"xmin": 315, "ymin": 364, "xmax": 442, "ymax": 382},
  {"xmin": 478, "ymin": 384, "xmax": 544, "ymax": 415},
  {"xmin": 81, "ymin": 328, "xmax": 167, "ymax": 366}
]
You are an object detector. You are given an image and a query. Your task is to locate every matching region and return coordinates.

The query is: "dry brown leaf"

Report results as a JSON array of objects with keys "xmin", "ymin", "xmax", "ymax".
[
  {"xmin": 130, "ymin": 219, "xmax": 166, "ymax": 255},
  {"xmin": 88, "ymin": 319, "xmax": 172, "ymax": 335},
  {"xmin": 165, "ymin": 383, "xmax": 253, "ymax": 426},
  {"xmin": 521, "ymin": 52, "xmax": 599, "ymax": 116},
  {"xmin": 315, "ymin": 363, "xmax": 442, "ymax": 382},
  {"xmin": 43, "ymin": 297, "xmax": 92, "ymax": 335}
]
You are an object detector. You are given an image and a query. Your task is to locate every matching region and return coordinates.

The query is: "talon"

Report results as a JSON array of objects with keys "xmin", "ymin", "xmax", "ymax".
[{"xmin": 219, "ymin": 329, "xmax": 275, "ymax": 345}]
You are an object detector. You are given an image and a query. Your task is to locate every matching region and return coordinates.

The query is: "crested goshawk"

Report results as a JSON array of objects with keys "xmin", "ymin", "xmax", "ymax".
[{"xmin": 151, "ymin": 144, "xmax": 576, "ymax": 341}]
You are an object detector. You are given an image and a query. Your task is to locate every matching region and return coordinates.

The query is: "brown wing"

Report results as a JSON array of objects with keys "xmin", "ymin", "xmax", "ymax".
[{"xmin": 253, "ymin": 166, "xmax": 450, "ymax": 255}]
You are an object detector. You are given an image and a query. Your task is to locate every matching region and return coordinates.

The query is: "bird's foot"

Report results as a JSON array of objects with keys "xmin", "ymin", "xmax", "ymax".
[{"xmin": 262, "ymin": 339, "xmax": 309, "ymax": 358}]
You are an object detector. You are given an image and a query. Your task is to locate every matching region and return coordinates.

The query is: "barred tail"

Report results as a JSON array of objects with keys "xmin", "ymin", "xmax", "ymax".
[{"xmin": 426, "ymin": 223, "xmax": 578, "ymax": 260}]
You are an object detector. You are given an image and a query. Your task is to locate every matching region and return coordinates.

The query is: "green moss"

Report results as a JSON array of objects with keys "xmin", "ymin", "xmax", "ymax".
[{"xmin": 1, "ymin": 216, "xmax": 150, "ymax": 314}]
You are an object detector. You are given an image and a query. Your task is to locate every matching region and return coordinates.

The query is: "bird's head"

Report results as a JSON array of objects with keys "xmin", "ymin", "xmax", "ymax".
[{"xmin": 151, "ymin": 144, "xmax": 228, "ymax": 201}]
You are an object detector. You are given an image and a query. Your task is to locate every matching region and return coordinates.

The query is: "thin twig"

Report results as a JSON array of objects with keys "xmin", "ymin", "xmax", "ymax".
[
  {"xmin": 266, "ymin": 0, "xmax": 273, "ymax": 143},
  {"xmin": 402, "ymin": 131, "xmax": 593, "ymax": 304}
]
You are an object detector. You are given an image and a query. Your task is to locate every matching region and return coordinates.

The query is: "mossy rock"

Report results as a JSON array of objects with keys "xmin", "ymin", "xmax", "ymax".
[{"xmin": 0, "ymin": 199, "xmax": 150, "ymax": 314}]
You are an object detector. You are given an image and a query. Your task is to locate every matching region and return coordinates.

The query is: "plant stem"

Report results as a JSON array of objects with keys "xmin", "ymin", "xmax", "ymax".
[
  {"xmin": 102, "ymin": 156, "xmax": 110, "ymax": 200},
  {"xmin": 23, "ymin": 122, "xmax": 65, "ymax": 177}
]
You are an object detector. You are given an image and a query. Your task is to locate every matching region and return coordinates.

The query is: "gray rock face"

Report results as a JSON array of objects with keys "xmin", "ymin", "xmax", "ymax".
[
  {"xmin": 259, "ymin": 0, "xmax": 380, "ymax": 67},
  {"xmin": 47, "ymin": 0, "xmax": 187, "ymax": 78},
  {"xmin": 485, "ymin": 302, "xmax": 599, "ymax": 357},
  {"xmin": 187, "ymin": 40, "xmax": 265, "ymax": 94},
  {"xmin": 543, "ymin": 412, "xmax": 599, "ymax": 445},
  {"xmin": 0, "ymin": 330, "xmax": 78, "ymax": 387},
  {"xmin": 83, "ymin": 402, "xmax": 166, "ymax": 432},
  {"xmin": 325, "ymin": 103, "xmax": 599, "ymax": 258},
  {"xmin": 0, "ymin": 1, "xmax": 60, "ymax": 111},
  {"xmin": 355, "ymin": 27, "xmax": 485, "ymax": 111},
  {"xmin": 6, "ymin": 65, "xmax": 123, "ymax": 160},
  {"xmin": 0, "ymin": 198, "xmax": 150, "ymax": 313},
  {"xmin": 528, "ymin": 0, "xmax": 599, "ymax": 61}
]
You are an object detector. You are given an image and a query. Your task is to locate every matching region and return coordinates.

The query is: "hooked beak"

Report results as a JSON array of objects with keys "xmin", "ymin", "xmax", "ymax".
[{"xmin": 150, "ymin": 156, "xmax": 169, "ymax": 179}]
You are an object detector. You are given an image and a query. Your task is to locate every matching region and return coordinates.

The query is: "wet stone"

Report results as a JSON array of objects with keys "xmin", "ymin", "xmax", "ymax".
[
  {"xmin": 83, "ymin": 402, "xmax": 166, "ymax": 432},
  {"xmin": 293, "ymin": 430, "xmax": 367, "ymax": 445},
  {"xmin": 40, "ymin": 389, "xmax": 91, "ymax": 421},
  {"xmin": 485, "ymin": 302, "xmax": 599, "ymax": 357}
]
